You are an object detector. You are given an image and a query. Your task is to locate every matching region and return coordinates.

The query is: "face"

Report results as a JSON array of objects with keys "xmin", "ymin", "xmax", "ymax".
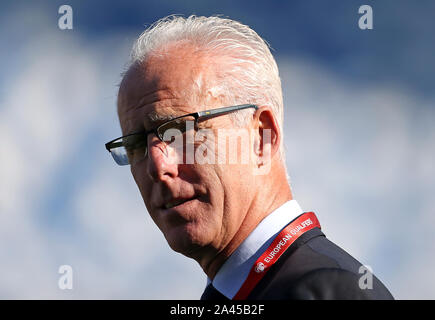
[{"xmin": 117, "ymin": 48, "xmax": 258, "ymax": 258}]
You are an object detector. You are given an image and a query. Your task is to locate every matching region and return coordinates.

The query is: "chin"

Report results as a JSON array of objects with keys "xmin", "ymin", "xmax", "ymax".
[{"xmin": 164, "ymin": 222, "xmax": 214, "ymax": 257}]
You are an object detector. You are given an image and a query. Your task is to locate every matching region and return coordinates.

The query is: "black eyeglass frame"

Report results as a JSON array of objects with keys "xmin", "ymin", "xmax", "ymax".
[{"xmin": 105, "ymin": 103, "xmax": 258, "ymax": 156}]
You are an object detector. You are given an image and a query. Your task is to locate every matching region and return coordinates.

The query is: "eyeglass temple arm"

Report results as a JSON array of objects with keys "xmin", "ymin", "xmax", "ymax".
[
  {"xmin": 106, "ymin": 141, "xmax": 123, "ymax": 150},
  {"xmin": 105, "ymin": 130, "xmax": 152, "ymax": 151},
  {"xmin": 197, "ymin": 104, "xmax": 258, "ymax": 118}
]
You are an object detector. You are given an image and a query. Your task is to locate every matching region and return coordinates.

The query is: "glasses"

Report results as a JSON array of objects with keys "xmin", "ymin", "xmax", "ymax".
[{"xmin": 105, "ymin": 104, "xmax": 258, "ymax": 166}]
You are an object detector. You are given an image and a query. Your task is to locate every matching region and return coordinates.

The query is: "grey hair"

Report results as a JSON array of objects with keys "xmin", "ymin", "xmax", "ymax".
[{"xmin": 130, "ymin": 15, "xmax": 286, "ymax": 161}]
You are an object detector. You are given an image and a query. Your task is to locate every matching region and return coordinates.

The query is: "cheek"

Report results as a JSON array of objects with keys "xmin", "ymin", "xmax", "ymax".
[
  {"xmin": 130, "ymin": 164, "xmax": 142, "ymax": 188},
  {"xmin": 131, "ymin": 164, "xmax": 152, "ymax": 203},
  {"xmin": 220, "ymin": 164, "xmax": 253, "ymax": 207}
]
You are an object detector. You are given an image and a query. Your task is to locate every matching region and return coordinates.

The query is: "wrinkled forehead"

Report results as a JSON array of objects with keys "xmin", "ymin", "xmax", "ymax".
[
  {"xmin": 117, "ymin": 46, "xmax": 217, "ymax": 117},
  {"xmin": 120, "ymin": 70, "xmax": 194, "ymax": 134},
  {"xmin": 117, "ymin": 63, "xmax": 165, "ymax": 117},
  {"xmin": 116, "ymin": 43, "xmax": 232, "ymax": 136}
]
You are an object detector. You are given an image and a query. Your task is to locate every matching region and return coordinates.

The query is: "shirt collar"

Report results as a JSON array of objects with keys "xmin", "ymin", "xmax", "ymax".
[{"xmin": 208, "ymin": 199, "xmax": 303, "ymax": 299}]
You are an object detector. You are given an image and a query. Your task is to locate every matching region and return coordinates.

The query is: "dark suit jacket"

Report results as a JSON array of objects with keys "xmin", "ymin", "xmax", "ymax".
[{"xmin": 201, "ymin": 227, "xmax": 394, "ymax": 300}]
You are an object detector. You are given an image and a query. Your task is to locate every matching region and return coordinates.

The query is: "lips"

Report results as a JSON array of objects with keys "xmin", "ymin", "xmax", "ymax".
[
  {"xmin": 162, "ymin": 196, "xmax": 199, "ymax": 210},
  {"xmin": 165, "ymin": 198, "xmax": 190, "ymax": 209}
]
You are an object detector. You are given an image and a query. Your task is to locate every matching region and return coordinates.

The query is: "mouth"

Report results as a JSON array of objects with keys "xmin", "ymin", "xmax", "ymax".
[{"xmin": 163, "ymin": 196, "xmax": 199, "ymax": 210}]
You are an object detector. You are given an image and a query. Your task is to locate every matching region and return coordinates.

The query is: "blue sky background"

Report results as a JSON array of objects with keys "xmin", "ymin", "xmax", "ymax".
[{"xmin": 0, "ymin": 0, "xmax": 434, "ymax": 299}]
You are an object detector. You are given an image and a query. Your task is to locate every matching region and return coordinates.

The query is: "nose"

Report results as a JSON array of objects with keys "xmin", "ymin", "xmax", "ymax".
[{"xmin": 146, "ymin": 135, "xmax": 181, "ymax": 183}]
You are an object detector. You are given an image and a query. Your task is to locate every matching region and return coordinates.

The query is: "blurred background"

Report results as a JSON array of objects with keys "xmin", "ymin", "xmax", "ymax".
[{"xmin": 0, "ymin": 0, "xmax": 434, "ymax": 299}]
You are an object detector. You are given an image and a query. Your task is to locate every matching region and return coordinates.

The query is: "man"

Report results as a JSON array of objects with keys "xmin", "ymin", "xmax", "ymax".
[{"xmin": 105, "ymin": 15, "xmax": 393, "ymax": 300}]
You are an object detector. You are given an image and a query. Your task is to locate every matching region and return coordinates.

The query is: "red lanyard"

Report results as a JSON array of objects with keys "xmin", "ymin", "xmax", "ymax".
[{"xmin": 233, "ymin": 212, "xmax": 321, "ymax": 300}]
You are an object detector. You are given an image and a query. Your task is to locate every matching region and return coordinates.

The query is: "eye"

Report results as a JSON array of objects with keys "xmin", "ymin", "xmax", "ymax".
[
  {"xmin": 157, "ymin": 115, "xmax": 197, "ymax": 140},
  {"xmin": 124, "ymin": 134, "xmax": 148, "ymax": 157},
  {"xmin": 124, "ymin": 134, "xmax": 146, "ymax": 149},
  {"xmin": 123, "ymin": 135, "xmax": 147, "ymax": 164}
]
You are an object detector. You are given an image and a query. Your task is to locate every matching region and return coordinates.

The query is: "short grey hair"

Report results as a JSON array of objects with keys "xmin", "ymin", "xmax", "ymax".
[{"xmin": 130, "ymin": 15, "xmax": 285, "ymax": 159}]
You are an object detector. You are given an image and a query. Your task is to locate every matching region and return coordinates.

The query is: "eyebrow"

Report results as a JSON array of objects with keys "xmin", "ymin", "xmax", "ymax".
[{"xmin": 146, "ymin": 111, "xmax": 176, "ymax": 123}]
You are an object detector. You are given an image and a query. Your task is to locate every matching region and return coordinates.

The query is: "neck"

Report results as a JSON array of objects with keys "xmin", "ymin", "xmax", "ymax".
[{"xmin": 202, "ymin": 169, "xmax": 293, "ymax": 279}]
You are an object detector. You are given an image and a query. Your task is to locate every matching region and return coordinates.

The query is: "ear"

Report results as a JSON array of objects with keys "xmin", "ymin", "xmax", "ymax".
[{"xmin": 252, "ymin": 107, "xmax": 281, "ymax": 166}]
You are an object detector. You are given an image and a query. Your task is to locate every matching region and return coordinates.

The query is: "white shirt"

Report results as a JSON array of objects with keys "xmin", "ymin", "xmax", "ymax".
[{"xmin": 207, "ymin": 200, "xmax": 303, "ymax": 299}]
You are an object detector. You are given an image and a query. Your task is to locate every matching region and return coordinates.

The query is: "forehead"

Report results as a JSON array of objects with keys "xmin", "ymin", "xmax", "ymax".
[{"xmin": 117, "ymin": 46, "xmax": 214, "ymax": 121}]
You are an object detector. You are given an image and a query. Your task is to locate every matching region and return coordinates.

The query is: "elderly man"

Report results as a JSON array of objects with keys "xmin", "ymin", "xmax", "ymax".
[{"xmin": 105, "ymin": 15, "xmax": 393, "ymax": 300}]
